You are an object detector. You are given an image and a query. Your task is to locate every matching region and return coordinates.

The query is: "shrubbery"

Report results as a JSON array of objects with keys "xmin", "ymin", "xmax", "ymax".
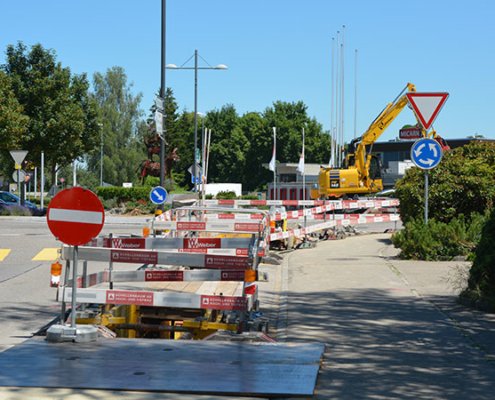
[
  {"xmin": 392, "ymin": 213, "xmax": 487, "ymax": 261},
  {"xmin": 396, "ymin": 142, "xmax": 495, "ymax": 223},
  {"xmin": 460, "ymin": 209, "xmax": 495, "ymax": 311}
]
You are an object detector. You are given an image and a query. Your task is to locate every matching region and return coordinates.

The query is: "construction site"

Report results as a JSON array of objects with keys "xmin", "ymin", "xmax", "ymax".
[{"xmin": 2, "ymin": 1, "xmax": 495, "ymax": 399}]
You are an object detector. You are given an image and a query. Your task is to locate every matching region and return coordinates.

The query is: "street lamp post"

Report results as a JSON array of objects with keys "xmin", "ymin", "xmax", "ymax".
[{"xmin": 166, "ymin": 51, "xmax": 227, "ymax": 191}]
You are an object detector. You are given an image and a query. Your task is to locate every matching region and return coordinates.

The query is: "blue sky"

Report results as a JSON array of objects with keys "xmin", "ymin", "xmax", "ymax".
[{"xmin": 1, "ymin": 0, "xmax": 494, "ymax": 149}]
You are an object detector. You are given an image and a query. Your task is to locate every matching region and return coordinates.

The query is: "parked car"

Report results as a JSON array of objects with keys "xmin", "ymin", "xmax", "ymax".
[{"xmin": 0, "ymin": 191, "xmax": 46, "ymax": 216}]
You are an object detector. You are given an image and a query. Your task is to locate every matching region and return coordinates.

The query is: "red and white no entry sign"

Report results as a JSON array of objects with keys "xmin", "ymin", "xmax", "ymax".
[{"xmin": 47, "ymin": 187, "xmax": 105, "ymax": 246}]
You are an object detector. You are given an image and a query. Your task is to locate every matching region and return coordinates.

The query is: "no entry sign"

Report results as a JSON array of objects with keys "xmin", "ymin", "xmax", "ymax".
[{"xmin": 47, "ymin": 187, "xmax": 105, "ymax": 246}]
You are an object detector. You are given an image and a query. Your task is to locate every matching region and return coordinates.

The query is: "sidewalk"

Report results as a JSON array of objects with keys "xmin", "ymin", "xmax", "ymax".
[{"xmin": 274, "ymin": 233, "xmax": 495, "ymax": 399}]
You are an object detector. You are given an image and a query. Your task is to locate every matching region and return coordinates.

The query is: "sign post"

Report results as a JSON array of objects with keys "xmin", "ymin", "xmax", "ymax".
[
  {"xmin": 9, "ymin": 150, "xmax": 28, "ymax": 205},
  {"xmin": 46, "ymin": 187, "xmax": 105, "ymax": 343},
  {"xmin": 411, "ymin": 138, "xmax": 443, "ymax": 224}
]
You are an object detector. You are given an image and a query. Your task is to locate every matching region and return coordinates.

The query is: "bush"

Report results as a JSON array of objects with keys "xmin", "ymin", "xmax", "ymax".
[
  {"xmin": 460, "ymin": 208, "xmax": 495, "ymax": 311},
  {"xmin": 392, "ymin": 213, "xmax": 487, "ymax": 261},
  {"xmin": 96, "ymin": 186, "xmax": 150, "ymax": 203},
  {"xmin": 396, "ymin": 142, "xmax": 495, "ymax": 224},
  {"xmin": 216, "ymin": 191, "xmax": 237, "ymax": 200}
]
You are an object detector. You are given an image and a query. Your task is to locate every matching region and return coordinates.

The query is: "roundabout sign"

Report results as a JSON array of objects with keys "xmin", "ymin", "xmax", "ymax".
[{"xmin": 410, "ymin": 138, "xmax": 443, "ymax": 170}]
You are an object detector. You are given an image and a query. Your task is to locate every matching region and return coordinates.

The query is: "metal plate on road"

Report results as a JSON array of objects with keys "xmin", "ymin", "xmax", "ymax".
[{"xmin": 0, "ymin": 337, "xmax": 324, "ymax": 397}]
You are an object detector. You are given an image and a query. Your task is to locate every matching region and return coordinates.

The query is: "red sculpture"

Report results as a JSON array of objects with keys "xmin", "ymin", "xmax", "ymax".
[{"xmin": 139, "ymin": 147, "xmax": 179, "ymax": 184}]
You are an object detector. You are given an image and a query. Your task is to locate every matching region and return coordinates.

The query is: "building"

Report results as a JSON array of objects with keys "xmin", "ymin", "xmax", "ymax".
[{"xmin": 265, "ymin": 137, "xmax": 494, "ymax": 199}]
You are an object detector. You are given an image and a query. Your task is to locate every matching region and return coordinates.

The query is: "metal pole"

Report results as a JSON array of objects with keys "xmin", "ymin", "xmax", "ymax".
[
  {"xmin": 17, "ymin": 170, "xmax": 20, "ymax": 205},
  {"xmin": 40, "ymin": 152, "xmax": 44, "ymax": 209},
  {"xmin": 328, "ymin": 38, "xmax": 335, "ymax": 167},
  {"xmin": 71, "ymin": 245, "xmax": 78, "ymax": 328},
  {"xmin": 424, "ymin": 171, "xmax": 429, "ymax": 224},
  {"xmin": 34, "ymin": 167, "xmax": 37, "ymax": 199},
  {"xmin": 193, "ymin": 49, "xmax": 199, "ymax": 192},
  {"xmin": 109, "ymin": 233, "xmax": 114, "ymax": 290},
  {"xmin": 100, "ymin": 129, "xmax": 103, "ymax": 186},
  {"xmin": 354, "ymin": 49, "xmax": 358, "ymax": 139},
  {"xmin": 273, "ymin": 127, "xmax": 277, "ymax": 200},
  {"xmin": 159, "ymin": 0, "xmax": 167, "ymax": 190},
  {"xmin": 302, "ymin": 127, "xmax": 307, "ymax": 229},
  {"xmin": 73, "ymin": 160, "xmax": 77, "ymax": 187}
]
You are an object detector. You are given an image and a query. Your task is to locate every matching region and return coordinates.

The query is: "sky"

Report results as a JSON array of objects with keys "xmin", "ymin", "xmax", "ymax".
[{"xmin": 1, "ymin": 0, "xmax": 494, "ymax": 151}]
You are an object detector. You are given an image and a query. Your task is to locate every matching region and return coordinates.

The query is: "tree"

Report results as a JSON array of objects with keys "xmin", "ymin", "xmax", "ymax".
[
  {"xmin": 2, "ymin": 42, "xmax": 99, "ymax": 186},
  {"xmin": 206, "ymin": 104, "xmax": 249, "ymax": 184},
  {"xmin": 89, "ymin": 67, "xmax": 146, "ymax": 186},
  {"xmin": 262, "ymin": 101, "xmax": 330, "ymax": 165},
  {"xmin": 461, "ymin": 208, "xmax": 495, "ymax": 311},
  {"xmin": 0, "ymin": 71, "xmax": 29, "ymax": 182},
  {"xmin": 395, "ymin": 142, "xmax": 495, "ymax": 223}
]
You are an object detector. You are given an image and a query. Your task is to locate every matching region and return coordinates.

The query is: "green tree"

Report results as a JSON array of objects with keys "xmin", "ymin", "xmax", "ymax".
[
  {"xmin": 206, "ymin": 104, "xmax": 248, "ymax": 184},
  {"xmin": 0, "ymin": 70, "xmax": 29, "ymax": 182},
  {"xmin": 238, "ymin": 111, "xmax": 270, "ymax": 191},
  {"xmin": 263, "ymin": 101, "xmax": 331, "ymax": 165},
  {"xmin": 89, "ymin": 67, "xmax": 146, "ymax": 186},
  {"xmin": 461, "ymin": 208, "xmax": 495, "ymax": 311},
  {"xmin": 143, "ymin": 88, "xmax": 187, "ymax": 187},
  {"xmin": 395, "ymin": 142, "xmax": 495, "ymax": 223},
  {"xmin": 2, "ymin": 42, "xmax": 99, "ymax": 186}
]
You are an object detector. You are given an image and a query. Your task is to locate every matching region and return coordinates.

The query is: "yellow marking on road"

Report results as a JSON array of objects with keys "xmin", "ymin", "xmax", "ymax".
[
  {"xmin": 0, "ymin": 249, "xmax": 11, "ymax": 261},
  {"xmin": 32, "ymin": 248, "xmax": 59, "ymax": 261}
]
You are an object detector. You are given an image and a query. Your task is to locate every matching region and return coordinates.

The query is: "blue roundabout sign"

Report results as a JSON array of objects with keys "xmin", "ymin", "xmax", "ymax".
[{"xmin": 410, "ymin": 138, "xmax": 443, "ymax": 170}]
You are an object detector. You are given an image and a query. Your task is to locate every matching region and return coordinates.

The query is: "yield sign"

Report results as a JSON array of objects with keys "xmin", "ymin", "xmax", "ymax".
[
  {"xmin": 406, "ymin": 92, "xmax": 449, "ymax": 130},
  {"xmin": 9, "ymin": 150, "xmax": 28, "ymax": 169},
  {"xmin": 47, "ymin": 187, "xmax": 105, "ymax": 246}
]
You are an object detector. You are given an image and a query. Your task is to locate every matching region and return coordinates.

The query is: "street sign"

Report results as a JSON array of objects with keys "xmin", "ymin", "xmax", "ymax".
[
  {"xmin": 187, "ymin": 163, "xmax": 202, "ymax": 176},
  {"xmin": 150, "ymin": 186, "xmax": 167, "ymax": 204},
  {"xmin": 155, "ymin": 95, "xmax": 164, "ymax": 112},
  {"xmin": 154, "ymin": 110, "xmax": 163, "ymax": 137},
  {"xmin": 406, "ymin": 92, "xmax": 449, "ymax": 130},
  {"xmin": 191, "ymin": 175, "xmax": 202, "ymax": 184},
  {"xmin": 9, "ymin": 150, "xmax": 28, "ymax": 167},
  {"xmin": 410, "ymin": 138, "xmax": 443, "ymax": 170},
  {"xmin": 12, "ymin": 170, "xmax": 26, "ymax": 183},
  {"xmin": 47, "ymin": 187, "xmax": 105, "ymax": 246}
]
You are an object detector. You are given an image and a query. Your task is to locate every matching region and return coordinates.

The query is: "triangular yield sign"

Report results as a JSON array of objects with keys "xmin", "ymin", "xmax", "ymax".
[
  {"xmin": 406, "ymin": 92, "xmax": 449, "ymax": 130},
  {"xmin": 9, "ymin": 150, "xmax": 28, "ymax": 167}
]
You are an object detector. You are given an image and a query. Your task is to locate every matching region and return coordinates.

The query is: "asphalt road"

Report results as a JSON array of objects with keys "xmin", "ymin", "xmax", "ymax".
[{"xmin": 0, "ymin": 216, "xmax": 148, "ymax": 351}]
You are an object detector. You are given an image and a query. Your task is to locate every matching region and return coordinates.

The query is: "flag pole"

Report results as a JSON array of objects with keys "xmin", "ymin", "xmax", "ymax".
[
  {"xmin": 273, "ymin": 127, "xmax": 277, "ymax": 200},
  {"xmin": 302, "ymin": 127, "xmax": 306, "ymax": 229},
  {"xmin": 302, "ymin": 127, "xmax": 306, "ymax": 202}
]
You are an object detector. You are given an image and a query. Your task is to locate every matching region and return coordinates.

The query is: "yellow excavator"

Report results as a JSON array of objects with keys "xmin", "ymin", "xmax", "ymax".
[{"xmin": 311, "ymin": 83, "xmax": 418, "ymax": 199}]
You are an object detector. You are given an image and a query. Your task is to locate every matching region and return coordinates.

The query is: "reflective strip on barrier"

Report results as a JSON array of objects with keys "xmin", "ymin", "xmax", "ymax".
[
  {"xmin": 60, "ymin": 287, "xmax": 252, "ymax": 311},
  {"xmin": 62, "ymin": 246, "xmax": 253, "ymax": 270},
  {"xmin": 67, "ymin": 269, "xmax": 250, "ymax": 287}
]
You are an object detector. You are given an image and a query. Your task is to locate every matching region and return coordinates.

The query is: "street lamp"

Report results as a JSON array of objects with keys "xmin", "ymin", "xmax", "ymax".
[{"xmin": 166, "ymin": 50, "xmax": 227, "ymax": 191}]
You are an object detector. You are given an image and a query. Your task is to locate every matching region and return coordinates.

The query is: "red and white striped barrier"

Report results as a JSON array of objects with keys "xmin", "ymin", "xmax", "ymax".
[
  {"xmin": 202, "ymin": 198, "xmax": 399, "ymax": 208},
  {"xmin": 152, "ymin": 220, "xmax": 266, "ymax": 233},
  {"xmin": 67, "ymin": 269, "xmax": 250, "ymax": 288},
  {"xmin": 87, "ymin": 236, "xmax": 266, "ymax": 257},
  {"xmin": 60, "ymin": 287, "xmax": 254, "ymax": 311},
  {"xmin": 268, "ymin": 214, "xmax": 400, "ymax": 242},
  {"xmin": 63, "ymin": 246, "xmax": 253, "ymax": 270}
]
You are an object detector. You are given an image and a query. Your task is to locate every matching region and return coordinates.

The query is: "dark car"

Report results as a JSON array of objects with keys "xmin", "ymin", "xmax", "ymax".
[{"xmin": 0, "ymin": 191, "xmax": 46, "ymax": 216}]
